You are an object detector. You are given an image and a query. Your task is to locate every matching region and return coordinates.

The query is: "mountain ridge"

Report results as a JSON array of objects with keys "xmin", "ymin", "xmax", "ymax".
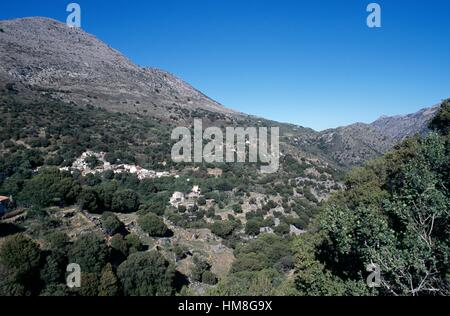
[
  {"xmin": 0, "ymin": 16, "xmax": 442, "ymax": 168},
  {"xmin": 0, "ymin": 17, "xmax": 237, "ymax": 123}
]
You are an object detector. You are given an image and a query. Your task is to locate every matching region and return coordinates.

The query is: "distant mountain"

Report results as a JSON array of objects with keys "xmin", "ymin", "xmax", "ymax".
[
  {"xmin": 311, "ymin": 106, "xmax": 440, "ymax": 166},
  {"xmin": 0, "ymin": 17, "xmax": 443, "ymax": 169},
  {"xmin": 370, "ymin": 106, "xmax": 439, "ymax": 140}
]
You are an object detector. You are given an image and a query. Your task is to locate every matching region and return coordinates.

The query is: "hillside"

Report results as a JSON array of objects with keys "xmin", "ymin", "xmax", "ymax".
[
  {"xmin": 0, "ymin": 17, "xmax": 235, "ymax": 124},
  {"xmin": 0, "ymin": 17, "xmax": 439, "ymax": 170},
  {"xmin": 0, "ymin": 16, "xmax": 447, "ymax": 296},
  {"xmin": 310, "ymin": 106, "xmax": 439, "ymax": 167}
]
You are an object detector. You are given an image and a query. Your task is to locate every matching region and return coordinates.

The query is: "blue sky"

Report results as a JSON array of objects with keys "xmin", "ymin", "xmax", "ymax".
[{"xmin": 1, "ymin": 0, "xmax": 449, "ymax": 130}]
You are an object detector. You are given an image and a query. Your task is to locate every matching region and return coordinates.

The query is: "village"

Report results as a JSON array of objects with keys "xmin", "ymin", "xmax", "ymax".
[{"xmin": 59, "ymin": 151, "xmax": 172, "ymax": 179}]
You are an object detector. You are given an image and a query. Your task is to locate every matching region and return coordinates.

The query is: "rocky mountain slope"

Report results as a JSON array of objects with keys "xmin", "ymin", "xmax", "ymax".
[
  {"xmin": 0, "ymin": 17, "xmax": 235, "ymax": 123},
  {"xmin": 370, "ymin": 106, "xmax": 439, "ymax": 140},
  {"xmin": 0, "ymin": 17, "xmax": 441, "ymax": 168},
  {"xmin": 313, "ymin": 106, "xmax": 439, "ymax": 166}
]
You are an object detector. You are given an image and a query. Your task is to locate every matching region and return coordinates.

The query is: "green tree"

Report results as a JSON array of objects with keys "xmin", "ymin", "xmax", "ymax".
[
  {"xmin": 20, "ymin": 168, "xmax": 79, "ymax": 207},
  {"xmin": 138, "ymin": 213, "xmax": 168, "ymax": 237},
  {"xmin": 117, "ymin": 251, "xmax": 175, "ymax": 296},
  {"xmin": 111, "ymin": 189, "xmax": 140, "ymax": 213},
  {"xmin": 191, "ymin": 256, "xmax": 211, "ymax": 282},
  {"xmin": 97, "ymin": 181, "xmax": 118, "ymax": 211},
  {"xmin": 0, "ymin": 234, "xmax": 41, "ymax": 281},
  {"xmin": 429, "ymin": 99, "xmax": 450, "ymax": 136},
  {"xmin": 245, "ymin": 219, "xmax": 262, "ymax": 236},
  {"xmin": 101, "ymin": 212, "xmax": 124, "ymax": 236},
  {"xmin": 210, "ymin": 220, "xmax": 236, "ymax": 239},
  {"xmin": 78, "ymin": 186, "xmax": 100, "ymax": 213},
  {"xmin": 300, "ymin": 130, "xmax": 450, "ymax": 296},
  {"xmin": 98, "ymin": 263, "xmax": 119, "ymax": 296},
  {"xmin": 40, "ymin": 255, "xmax": 64, "ymax": 285},
  {"xmin": 68, "ymin": 234, "xmax": 108, "ymax": 274},
  {"xmin": 77, "ymin": 272, "xmax": 100, "ymax": 296},
  {"xmin": 110, "ymin": 234, "xmax": 129, "ymax": 259},
  {"xmin": 197, "ymin": 196, "xmax": 207, "ymax": 206},
  {"xmin": 202, "ymin": 271, "xmax": 218, "ymax": 285},
  {"xmin": 125, "ymin": 234, "xmax": 144, "ymax": 254},
  {"xmin": 274, "ymin": 222, "xmax": 290, "ymax": 236},
  {"xmin": 40, "ymin": 283, "xmax": 70, "ymax": 296}
]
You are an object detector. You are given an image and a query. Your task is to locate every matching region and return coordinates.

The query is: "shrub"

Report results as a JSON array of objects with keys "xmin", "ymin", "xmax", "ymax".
[
  {"xmin": 117, "ymin": 251, "xmax": 175, "ymax": 296},
  {"xmin": 245, "ymin": 219, "xmax": 262, "ymax": 236},
  {"xmin": 138, "ymin": 213, "xmax": 168, "ymax": 237},
  {"xmin": 110, "ymin": 234, "xmax": 129, "ymax": 259},
  {"xmin": 274, "ymin": 223, "xmax": 290, "ymax": 236},
  {"xmin": 111, "ymin": 189, "xmax": 140, "ymax": 213},
  {"xmin": 191, "ymin": 257, "xmax": 211, "ymax": 282},
  {"xmin": 197, "ymin": 197, "xmax": 207, "ymax": 206},
  {"xmin": 232, "ymin": 204, "xmax": 243, "ymax": 213},
  {"xmin": 78, "ymin": 187, "xmax": 100, "ymax": 213},
  {"xmin": 101, "ymin": 212, "xmax": 124, "ymax": 236},
  {"xmin": 0, "ymin": 234, "xmax": 41, "ymax": 279},
  {"xmin": 211, "ymin": 221, "xmax": 236, "ymax": 239},
  {"xmin": 68, "ymin": 234, "xmax": 108, "ymax": 274},
  {"xmin": 202, "ymin": 271, "xmax": 218, "ymax": 285},
  {"xmin": 125, "ymin": 234, "xmax": 144, "ymax": 254}
]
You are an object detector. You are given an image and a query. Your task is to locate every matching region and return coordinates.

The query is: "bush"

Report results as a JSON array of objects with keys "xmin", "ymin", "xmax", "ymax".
[
  {"xmin": 202, "ymin": 271, "xmax": 218, "ymax": 285},
  {"xmin": 232, "ymin": 204, "xmax": 243, "ymax": 213},
  {"xmin": 110, "ymin": 234, "xmax": 129, "ymax": 259},
  {"xmin": 191, "ymin": 257, "xmax": 211, "ymax": 282},
  {"xmin": 117, "ymin": 251, "xmax": 175, "ymax": 296},
  {"xmin": 138, "ymin": 213, "xmax": 169, "ymax": 237},
  {"xmin": 139, "ymin": 199, "xmax": 166, "ymax": 216},
  {"xmin": 68, "ymin": 234, "xmax": 108, "ymax": 274},
  {"xmin": 173, "ymin": 245, "xmax": 189, "ymax": 261},
  {"xmin": 101, "ymin": 212, "xmax": 124, "ymax": 236},
  {"xmin": 20, "ymin": 168, "xmax": 80, "ymax": 207},
  {"xmin": 111, "ymin": 189, "xmax": 140, "ymax": 213},
  {"xmin": 85, "ymin": 155, "xmax": 102, "ymax": 169},
  {"xmin": 0, "ymin": 234, "xmax": 41, "ymax": 280},
  {"xmin": 245, "ymin": 219, "xmax": 262, "ymax": 236},
  {"xmin": 125, "ymin": 234, "xmax": 144, "ymax": 253},
  {"xmin": 274, "ymin": 223, "xmax": 290, "ymax": 236},
  {"xmin": 211, "ymin": 221, "xmax": 236, "ymax": 239},
  {"xmin": 197, "ymin": 196, "xmax": 207, "ymax": 206},
  {"xmin": 98, "ymin": 263, "xmax": 119, "ymax": 296},
  {"xmin": 78, "ymin": 187, "xmax": 100, "ymax": 213}
]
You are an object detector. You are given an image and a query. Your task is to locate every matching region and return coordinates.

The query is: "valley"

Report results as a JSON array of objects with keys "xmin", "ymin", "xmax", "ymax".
[{"xmin": 0, "ymin": 17, "xmax": 448, "ymax": 297}]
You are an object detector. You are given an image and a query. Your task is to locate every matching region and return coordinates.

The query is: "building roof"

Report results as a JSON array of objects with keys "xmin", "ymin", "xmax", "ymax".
[{"xmin": 0, "ymin": 196, "xmax": 9, "ymax": 202}]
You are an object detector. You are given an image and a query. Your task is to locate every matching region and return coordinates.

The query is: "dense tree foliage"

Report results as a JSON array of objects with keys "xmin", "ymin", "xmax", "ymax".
[
  {"xmin": 429, "ymin": 99, "xmax": 450, "ymax": 136},
  {"xmin": 111, "ymin": 189, "xmax": 140, "ymax": 213},
  {"xmin": 293, "ymin": 103, "xmax": 450, "ymax": 296},
  {"xmin": 138, "ymin": 213, "xmax": 169, "ymax": 237},
  {"xmin": 0, "ymin": 234, "xmax": 41, "ymax": 295},
  {"xmin": 101, "ymin": 212, "xmax": 124, "ymax": 236},
  {"xmin": 117, "ymin": 251, "xmax": 176, "ymax": 296},
  {"xmin": 98, "ymin": 263, "xmax": 120, "ymax": 296},
  {"xmin": 1, "ymin": 91, "xmax": 448, "ymax": 296},
  {"xmin": 68, "ymin": 234, "xmax": 109, "ymax": 274},
  {"xmin": 19, "ymin": 168, "xmax": 80, "ymax": 207}
]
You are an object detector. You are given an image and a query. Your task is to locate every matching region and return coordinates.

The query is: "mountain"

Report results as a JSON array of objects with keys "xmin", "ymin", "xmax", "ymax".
[
  {"xmin": 370, "ymin": 106, "xmax": 439, "ymax": 140},
  {"xmin": 310, "ymin": 106, "xmax": 440, "ymax": 167},
  {"xmin": 0, "ymin": 17, "xmax": 441, "ymax": 169},
  {"xmin": 0, "ymin": 17, "xmax": 235, "ymax": 124}
]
